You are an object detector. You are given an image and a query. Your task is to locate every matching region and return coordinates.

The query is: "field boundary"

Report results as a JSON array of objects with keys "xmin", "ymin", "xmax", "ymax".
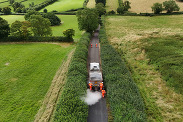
[{"xmin": 34, "ymin": 48, "xmax": 75, "ymax": 122}]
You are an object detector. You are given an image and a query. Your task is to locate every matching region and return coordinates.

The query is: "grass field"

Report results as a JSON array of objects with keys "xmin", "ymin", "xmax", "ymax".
[
  {"xmin": 105, "ymin": 15, "xmax": 183, "ymax": 121},
  {"xmin": 87, "ymin": 0, "xmax": 95, "ymax": 8},
  {"xmin": 0, "ymin": 15, "xmax": 82, "ymax": 40},
  {"xmin": 40, "ymin": 0, "xmax": 85, "ymax": 12},
  {"xmin": 0, "ymin": 43, "xmax": 74, "ymax": 121}
]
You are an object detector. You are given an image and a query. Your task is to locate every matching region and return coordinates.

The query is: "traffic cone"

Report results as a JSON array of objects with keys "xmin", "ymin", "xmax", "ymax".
[
  {"xmin": 91, "ymin": 44, "xmax": 92, "ymax": 48},
  {"xmin": 96, "ymin": 43, "xmax": 97, "ymax": 47}
]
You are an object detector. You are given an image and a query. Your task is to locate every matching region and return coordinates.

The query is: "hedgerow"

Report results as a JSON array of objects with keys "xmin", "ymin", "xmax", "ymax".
[
  {"xmin": 53, "ymin": 32, "xmax": 91, "ymax": 122},
  {"xmin": 99, "ymin": 20, "xmax": 147, "ymax": 121},
  {"xmin": 0, "ymin": 36, "xmax": 72, "ymax": 42}
]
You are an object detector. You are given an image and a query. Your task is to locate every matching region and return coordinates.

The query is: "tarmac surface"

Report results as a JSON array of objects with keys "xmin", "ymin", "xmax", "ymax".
[{"xmin": 87, "ymin": 26, "xmax": 108, "ymax": 122}]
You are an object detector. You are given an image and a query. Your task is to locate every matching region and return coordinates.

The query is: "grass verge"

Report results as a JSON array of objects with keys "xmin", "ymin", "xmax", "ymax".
[
  {"xmin": 0, "ymin": 43, "xmax": 74, "ymax": 122},
  {"xmin": 53, "ymin": 33, "xmax": 91, "ymax": 122}
]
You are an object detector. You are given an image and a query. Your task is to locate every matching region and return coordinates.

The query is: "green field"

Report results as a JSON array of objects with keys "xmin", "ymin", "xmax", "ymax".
[
  {"xmin": 105, "ymin": 15, "xmax": 183, "ymax": 121},
  {"xmin": 40, "ymin": 0, "xmax": 85, "ymax": 12},
  {"xmin": 0, "ymin": 15, "xmax": 82, "ymax": 40},
  {"xmin": 0, "ymin": 43, "xmax": 74, "ymax": 121}
]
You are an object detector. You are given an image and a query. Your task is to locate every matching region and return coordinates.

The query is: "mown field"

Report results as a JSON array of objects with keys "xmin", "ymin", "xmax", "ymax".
[
  {"xmin": 40, "ymin": 0, "xmax": 85, "ymax": 12},
  {"xmin": 0, "ymin": 43, "xmax": 74, "ymax": 121},
  {"xmin": 105, "ymin": 15, "xmax": 183, "ymax": 121},
  {"xmin": 0, "ymin": 15, "xmax": 82, "ymax": 40}
]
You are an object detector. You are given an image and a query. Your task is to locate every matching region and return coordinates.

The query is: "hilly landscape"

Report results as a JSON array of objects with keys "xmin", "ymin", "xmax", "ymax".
[{"xmin": 0, "ymin": 0, "xmax": 183, "ymax": 121}]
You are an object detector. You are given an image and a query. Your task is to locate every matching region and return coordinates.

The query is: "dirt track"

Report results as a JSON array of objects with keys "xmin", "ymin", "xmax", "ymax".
[{"xmin": 87, "ymin": 26, "xmax": 108, "ymax": 122}]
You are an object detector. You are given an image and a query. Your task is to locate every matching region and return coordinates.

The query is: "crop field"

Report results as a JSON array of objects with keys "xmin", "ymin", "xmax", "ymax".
[
  {"xmin": 87, "ymin": 0, "xmax": 95, "ymax": 8},
  {"xmin": 40, "ymin": 0, "xmax": 85, "ymax": 12},
  {"xmin": 0, "ymin": 15, "xmax": 82, "ymax": 40},
  {"xmin": 0, "ymin": 43, "xmax": 74, "ymax": 121},
  {"xmin": 105, "ymin": 15, "xmax": 183, "ymax": 121},
  {"xmin": 128, "ymin": 0, "xmax": 183, "ymax": 13}
]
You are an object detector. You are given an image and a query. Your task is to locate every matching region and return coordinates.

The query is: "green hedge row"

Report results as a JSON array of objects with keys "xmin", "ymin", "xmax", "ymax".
[
  {"xmin": 99, "ymin": 23, "xmax": 147, "ymax": 121},
  {"xmin": 53, "ymin": 33, "xmax": 91, "ymax": 122},
  {"xmin": 0, "ymin": 36, "xmax": 72, "ymax": 42}
]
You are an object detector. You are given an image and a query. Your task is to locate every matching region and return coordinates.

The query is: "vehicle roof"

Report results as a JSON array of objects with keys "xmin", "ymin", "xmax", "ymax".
[{"xmin": 89, "ymin": 72, "xmax": 103, "ymax": 81}]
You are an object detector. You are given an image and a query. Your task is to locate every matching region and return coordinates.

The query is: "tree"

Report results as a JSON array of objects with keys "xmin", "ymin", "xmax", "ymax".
[
  {"xmin": 24, "ymin": 10, "xmax": 40, "ymax": 20},
  {"xmin": 29, "ymin": 15, "xmax": 52, "ymax": 36},
  {"xmin": 10, "ymin": 20, "xmax": 31, "ymax": 38},
  {"xmin": 76, "ymin": 8, "xmax": 99, "ymax": 34},
  {"xmin": 123, "ymin": 1, "xmax": 131, "ymax": 11},
  {"xmin": 9, "ymin": 0, "xmax": 15, "ymax": 4},
  {"xmin": 0, "ymin": 8, "xmax": 2, "ymax": 12},
  {"xmin": 95, "ymin": 0, "xmax": 106, "ymax": 6},
  {"xmin": 63, "ymin": 29, "xmax": 75, "ymax": 41},
  {"xmin": 117, "ymin": 6, "xmax": 125, "ymax": 14},
  {"xmin": 95, "ymin": 3, "xmax": 106, "ymax": 17},
  {"xmin": 151, "ymin": 3, "xmax": 163, "ymax": 14},
  {"xmin": 163, "ymin": 0, "xmax": 180, "ymax": 13},
  {"xmin": 2, "ymin": 7, "xmax": 11, "ymax": 15},
  {"xmin": 0, "ymin": 17, "xmax": 10, "ymax": 38},
  {"xmin": 42, "ymin": 12, "xmax": 61, "ymax": 26},
  {"xmin": 12, "ymin": 2, "xmax": 25, "ymax": 12}
]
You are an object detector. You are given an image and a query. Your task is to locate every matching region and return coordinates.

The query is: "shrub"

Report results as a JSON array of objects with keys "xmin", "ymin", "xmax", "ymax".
[
  {"xmin": 42, "ymin": 12, "xmax": 61, "ymax": 26},
  {"xmin": 117, "ymin": 6, "xmax": 125, "ymax": 14},
  {"xmin": 152, "ymin": 3, "xmax": 163, "ymax": 14},
  {"xmin": 43, "ymin": 9, "xmax": 47, "ymax": 13},
  {"xmin": 163, "ymin": 0, "xmax": 180, "ymax": 13},
  {"xmin": 53, "ymin": 33, "xmax": 91, "ymax": 121},
  {"xmin": 63, "ymin": 29, "xmax": 75, "ymax": 41},
  {"xmin": 99, "ymin": 18, "xmax": 147, "ymax": 121},
  {"xmin": 107, "ymin": 10, "xmax": 115, "ymax": 15},
  {"xmin": 95, "ymin": 0, "xmax": 106, "ymax": 6}
]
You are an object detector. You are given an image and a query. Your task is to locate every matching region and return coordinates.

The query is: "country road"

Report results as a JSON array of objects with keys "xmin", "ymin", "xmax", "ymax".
[{"xmin": 87, "ymin": 26, "xmax": 108, "ymax": 122}]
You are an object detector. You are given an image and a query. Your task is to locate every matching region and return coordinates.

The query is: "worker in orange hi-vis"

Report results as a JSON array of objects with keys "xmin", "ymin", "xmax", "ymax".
[
  {"xmin": 99, "ymin": 83, "xmax": 103, "ymax": 91},
  {"xmin": 91, "ymin": 44, "xmax": 92, "ymax": 48},
  {"xmin": 96, "ymin": 43, "xmax": 97, "ymax": 47},
  {"xmin": 89, "ymin": 83, "xmax": 93, "ymax": 90},
  {"xmin": 102, "ymin": 90, "xmax": 106, "ymax": 98}
]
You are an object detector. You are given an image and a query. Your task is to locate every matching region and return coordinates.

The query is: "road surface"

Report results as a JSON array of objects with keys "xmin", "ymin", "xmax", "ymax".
[{"xmin": 87, "ymin": 26, "xmax": 108, "ymax": 122}]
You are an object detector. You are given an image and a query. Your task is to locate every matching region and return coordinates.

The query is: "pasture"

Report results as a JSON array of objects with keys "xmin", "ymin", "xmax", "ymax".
[
  {"xmin": 0, "ymin": 0, "xmax": 45, "ymax": 8},
  {"xmin": 40, "ymin": 0, "xmax": 85, "ymax": 12},
  {"xmin": 0, "ymin": 15, "xmax": 82, "ymax": 40},
  {"xmin": 0, "ymin": 43, "xmax": 74, "ymax": 121},
  {"xmin": 105, "ymin": 15, "xmax": 183, "ymax": 121}
]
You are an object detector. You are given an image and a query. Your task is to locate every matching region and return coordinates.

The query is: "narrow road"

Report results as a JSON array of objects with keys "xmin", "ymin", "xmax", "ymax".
[{"xmin": 87, "ymin": 26, "xmax": 108, "ymax": 122}]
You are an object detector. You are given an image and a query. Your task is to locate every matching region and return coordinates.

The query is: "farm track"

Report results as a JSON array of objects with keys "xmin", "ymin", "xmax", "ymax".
[
  {"xmin": 34, "ymin": 49, "xmax": 75, "ymax": 122},
  {"xmin": 87, "ymin": 26, "xmax": 108, "ymax": 122}
]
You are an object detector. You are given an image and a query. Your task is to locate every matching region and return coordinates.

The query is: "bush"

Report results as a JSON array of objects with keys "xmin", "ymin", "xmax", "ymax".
[
  {"xmin": 117, "ymin": 6, "xmax": 125, "ymax": 14},
  {"xmin": 151, "ymin": 3, "xmax": 163, "ymax": 14},
  {"xmin": 107, "ymin": 10, "xmax": 115, "ymax": 15},
  {"xmin": 42, "ymin": 12, "xmax": 61, "ymax": 26},
  {"xmin": 63, "ymin": 29, "xmax": 75, "ymax": 41},
  {"xmin": 99, "ymin": 18, "xmax": 147, "ymax": 121},
  {"xmin": 53, "ymin": 33, "xmax": 91, "ymax": 121}
]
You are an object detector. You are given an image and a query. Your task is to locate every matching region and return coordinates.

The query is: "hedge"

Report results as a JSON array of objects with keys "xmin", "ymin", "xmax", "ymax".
[
  {"xmin": 99, "ymin": 19, "xmax": 147, "ymax": 121},
  {"xmin": 53, "ymin": 32, "xmax": 91, "ymax": 122},
  {"xmin": 0, "ymin": 36, "xmax": 72, "ymax": 42}
]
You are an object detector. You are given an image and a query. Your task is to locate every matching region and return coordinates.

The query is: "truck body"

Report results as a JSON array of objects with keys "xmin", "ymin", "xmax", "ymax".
[{"xmin": 88, "ymin": 63, "xmax": 103, "ymax": 91}]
